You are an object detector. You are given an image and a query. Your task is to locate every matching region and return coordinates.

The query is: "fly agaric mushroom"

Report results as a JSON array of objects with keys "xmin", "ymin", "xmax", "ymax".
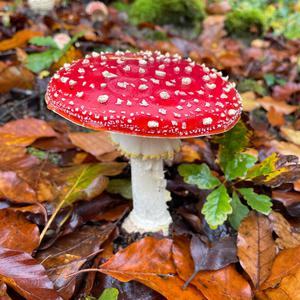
[
  {"xmin": 45, "ymin": 50, "xmax": 242, "ymax": 235},
  {"xmin": 86, "ymin": 1, "xmax": 108, "ymax": 23},
  {"xmin": 28, "ymin": 0, "xmax": 55, "ymax": 14}
]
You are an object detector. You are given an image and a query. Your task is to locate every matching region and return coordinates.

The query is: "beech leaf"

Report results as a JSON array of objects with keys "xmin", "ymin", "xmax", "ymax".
[
  {"xmin": 202, "ymin": 184, "xmax": 232, "ymax": 229},
  {"xmin": 238, "ymin": 188, "xmax": 272, "ymax": 215},
  {"xmin": 178, "ymin": 163, "xmax": 221, "ymax": 189}
]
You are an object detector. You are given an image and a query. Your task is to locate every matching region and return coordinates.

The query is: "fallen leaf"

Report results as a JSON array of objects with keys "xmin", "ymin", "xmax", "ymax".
[
  {"xmin": 0, "ymin": 209, "xmax": 39, "ymax": 254},
  {"xmin": 0, "ymin": 118, "xmax": 57, "ymax": 147},
  {"xmin": 257, "ymin": 96, "xmax": 298, "ymax": 115},
  {"xmin": 68, "ymin": 132, "xmax": 116, "ymax": 158},
  {"xmin": 0, "ymin": 29, "xmax": 43, "ymax": 51},
  {"xmin": 0, "ymin": 144, "xmax": 26, "ymax": 165},
  {"xmin": 267, "ymin": 107, "xmax": 285, "ymax": 127},
  {"xmin": 273, "ymin": 82, "xmax": 300, "ymax": 101},
  {"xmin": 261, "ymin": 246, "xmax": 300, "ymax": 289},
  {"xmin": 280, "ymin": 127, "xmax": 300, "ymax": 146},
  {"xmin": 272, "ymin": 190, "xmax": 300, "ymax": 216},
  {"xmin": 265, "ymin": 267, "xmax": 300, "ymax": 300},
  {"xmin": 269, "ymin": 211, "xmax": 300, "ymax": 249},
  {"xmin": 172, "ymin": 235, "xmax": 252, "ymax": 300},
  {"xmin": 241, "ymin": 91, "xmax": 261, "ymax": 112},
  {"xmin": 0, "ymin": 248, "xmax": 61, "ymax": 300},
  {"xmin": 0, "ymin": 281, "xmax": 11, "ymax": 300},
  {"xmin": 51, "ymin": 46, "xmax": 82, "ymax": 72},
  {"xmin": 100, "ymin": 237, "xmax": 203, "ymax": 300},
  {"xmin": 269, "ymin": 141, "xmax": 300, "ymax": 160},
  {"xmin": 0, "ymin": 62, "xmax": 35, "ymax": 93},
  {"xmin": 237, "ymin": 212, "xmax": 276, "ymax": 288},
  {"xmin": 0, "ymin": 171, "xmax": 37, "ymax": 204}
]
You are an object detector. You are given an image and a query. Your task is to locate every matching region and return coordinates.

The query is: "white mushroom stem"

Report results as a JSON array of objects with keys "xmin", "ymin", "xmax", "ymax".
[
  {"xmin": 110, "ymin": 133, "xmax": 181, "ymax": 235},
  {"xmin": 28, "ymin": 0, "xmax": 55, "ymax": 14}
]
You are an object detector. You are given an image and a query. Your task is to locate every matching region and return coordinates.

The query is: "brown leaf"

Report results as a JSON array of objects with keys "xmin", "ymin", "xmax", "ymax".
[
  {"xmin": 261, "ymin": 246, "xmax": 300, "ymax": 289},
  {"xmin": 0, "ymin": 248, "xmax": 61, "ymax": 300},
  {"xmin": 0, "ymin": 144, "xmax": 26, "ymax": 165},
  {"xmin": 0, "ymin": 29, "xmax": 42, "ymax": 51},
  {"xmin": 269, "ymin": 141, "xmax": 300, "ymax": 160},
  {"xmin": 0, "ymin": 281, "xmax": 12, "ymax": 300},
  {"xmin": 0, "ymin": 209, "xmax": 39, "ymax": 254},
  {"xmin": 273, "ymin": 82, "xmax": 300, "ymax": 101},
  {"xmin": 0, "ymin": 171, "xmax": 37, "ymax": 204},
  {"xmin": 172, "ymin": 235, "xmax": 252, "ymax": 300},
  {"xmin": 68, "ymin": 132, "xmax": 117, "ymax": 159},
  {"xmin": 100, "ymin": 237, "xmax": 202, "ymax": 300},
  {"xmin": 267, "ymin": 107, "xmax": 285, "ymax": 127},
  {"xmin": 0, "ymin": 62, "xmax": 35, "ymax": 93},
  {"xmin": 280, "ymin": 127, "xmax": 300, "ymax": 146},
  {"xmin": 269, "ymin": 211, "xmax": 300, "ymax": 249},
  {"xmin": 237, "ymin": 212, "xmax": 276, "ymax": 288},
  {"xmin": 265, "ymin": 267, "xmax": 300, "ymax": 300},
  {"xmin": 241, "ymin": 91, "xmax": 261, "ymax": 112},
  {"xmin": 0, "ymin": 118, "xmax": 57, "ymax": 147},
  {"xmin": 257, "ymin": 96, "xmax": 298, "ymax": 115}
]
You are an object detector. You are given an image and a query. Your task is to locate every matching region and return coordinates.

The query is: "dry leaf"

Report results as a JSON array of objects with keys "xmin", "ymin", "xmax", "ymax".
[
  {"xmin": 265, "ymin": 267, "xmax": 300, "ymax": 300},
  {"xmin": 241, "ymin": 91, "xmax": 261, "ymax": 112},
  {"xmin": 0, "ymin": 29, "xmax": 42, "ymax": 51},
  {"xmin": 68, "ymin": 132, "xmax": 116, "ymax": 158},
  {"xmin": 269, "ymin": 141, "xmax": 300, "ymax": 160},
  {"xmin": 261, "ymin": 246, "xmax": 300, "ymax": 289},
  {"xmin": 172, "ymin": 235, "xmax": 252, "ymax": 300},
  {"xmin": 257, "ymin": 96, "xmax": 298, "ymax": 115},
  {"xmin": 269, "ymin": 211, "xmax": 300, "ymax": 249},
  {"xmin": 237, "ymin": 212, "xmax": 276, "ymax": 288},
  {"xmin": 100, "ymin": 237, "xmax": 202, "ymax": 300},
  {"xmin": 280, "ymin": 127, "xmax": 300, "ymax": 146},
  {"xmin": 267, "ymin": 107, "xmax": 285, "ymax": 127}
]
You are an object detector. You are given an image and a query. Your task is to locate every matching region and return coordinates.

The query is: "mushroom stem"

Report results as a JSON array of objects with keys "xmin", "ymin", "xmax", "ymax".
[
  {"xmin": 110, "ymin": 133, "xmax": 181, "ymax": 235},
  {"xmin": 123, "ymin": 157, "xmax": 172, "ymax": 235}
]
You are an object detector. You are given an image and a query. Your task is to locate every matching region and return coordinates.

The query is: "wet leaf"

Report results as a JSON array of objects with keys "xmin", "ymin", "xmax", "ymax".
[
  {"xmin": 100, "ymin": 237, "xmax": 203, "ymax": 300},
  {"xmin": 269, "ymin": 211, "xmax": 300, "ymax": 249},
  {"xmin": 261, "ymin": 246, "xmax": 300, "ymax": 289},
  {"xmin": 228, "ymin": 191, "xmax": 249, "ymax": 230},
  {"xmin": 202, "ymin": 184, "xmax": 232, "ymax": 229},
  {"xmin": 0, "ymin": 29, "xmax": 43, "ymax": 51},
  {"xmin": 178, "ymin": 163, "xmax": 221, "ymax": 190},
  {"xmin": 0, "ymin": 248, "xmax": 61, "ymax": 300},
  {"xmin": 106, "ymin": 179, "xmax": 132, "ymax": 199},
  {"xmin": 0, "ymin": 209, "xmax": 39, "ymax": 254},
  {"xmin": 237, "ymin": 212, "xmax": 276, "ymax": 288},
  {"xmin": 172, "ymin": 235, "xmax": 252, "ymax": 300},
  {"xmin": 238, "ymin": 188, "xmax": 272, "ymax": 215}
]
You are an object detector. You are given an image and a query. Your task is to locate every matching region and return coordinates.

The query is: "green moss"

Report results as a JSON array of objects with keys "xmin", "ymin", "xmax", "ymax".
[
  {"xmin": 129, "ymin": 0, "xmax": 205, "ymax": 27},
  {"xmin": 225, "ymin": 7, "xmax": 266, "ymax": 37}
]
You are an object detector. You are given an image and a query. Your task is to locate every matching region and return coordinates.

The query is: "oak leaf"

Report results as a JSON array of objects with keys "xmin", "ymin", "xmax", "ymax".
[{"xmin": 237, "ymin": 212, "xmax": 276, "ymax": 288}]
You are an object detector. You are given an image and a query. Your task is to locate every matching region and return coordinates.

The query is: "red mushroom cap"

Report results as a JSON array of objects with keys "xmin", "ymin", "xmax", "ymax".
[{"xmin": 46, "ymin": 51, "xmax": 242, "ymax": 138}]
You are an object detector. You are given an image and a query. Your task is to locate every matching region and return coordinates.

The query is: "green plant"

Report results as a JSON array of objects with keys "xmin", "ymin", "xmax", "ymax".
[
  {"xmin": 225, "ymin": 7, "xmax": 266, "ymax": 38},
  {"xmin": 85, "ymin": 288, "xmax": 119, "ymax": 300},
  {"xmin": 178, "ymin": 121, "xmax": 298, "ymax": 229},
  {"xmin": 26, "ymin": 33, "xmax": 82, "ymax": 73},
  {"xmin": 129, "ymin": 0, "xmax": 205, "ymax": 27},
  {"xmin": 237, "ymin": 79, "xmax": 267, "ymax": 96}
]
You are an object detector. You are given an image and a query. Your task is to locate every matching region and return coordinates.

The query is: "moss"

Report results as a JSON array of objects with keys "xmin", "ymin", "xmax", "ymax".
[
  {"xmin": 129, "ymin": 0, "xmax": 205, "ymax": 27},
  {"xmin": 225, "ymin": 7, "xmax": 266, "ymax": 37}
]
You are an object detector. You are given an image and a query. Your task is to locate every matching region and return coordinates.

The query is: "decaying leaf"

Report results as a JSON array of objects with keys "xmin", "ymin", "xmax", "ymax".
[
  {"xmin": 269, "ymin": 211, "xmax": 300, "ymax": 249},
  {"xmin": 237, "ymin": 212, "xmax": 276, "ymax": 288},
  {"xmin": 280, "ymin": 127, "xmax": 300, "ymax": 146},
  {"xmin": 261, "ymin": 246, "xmax": 300, "ymax": 289},
  {"xmin": 100, "ymin": 237, "xmax": 203, "ymax": 300},
  {"xmin": 172, "ymin": 235, "xmax": 252, "ymax": 300},
  {"xmin": 0, "ymin": 209, "xmax": 39, "ymax": 254}
]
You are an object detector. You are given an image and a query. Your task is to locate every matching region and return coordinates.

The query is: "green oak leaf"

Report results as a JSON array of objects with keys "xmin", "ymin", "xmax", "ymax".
[
  {"xmin": 202, "ymin": 184, "xmax": 232, "ymax": 229},
  {"xmin": 178, "ymin": 163, "xmax": 221, "ymax": 190},
  {"xmin": 224, "ymin": 153, "xmax": 257, "ymax": 180},
  {"xmin": 99, "ymin": 288, "xmax": 119, "ymax": 300},
  {"xmin": 237, "ymin": 188, "xmax": 272, "ymax": 215},
  {"xmin": 106, "ymin": 179, "xmax": 132, "ymax": 199},
  {"xmin": 228, "ymin": 191, "xmax": 249, "ymax": 230}
]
